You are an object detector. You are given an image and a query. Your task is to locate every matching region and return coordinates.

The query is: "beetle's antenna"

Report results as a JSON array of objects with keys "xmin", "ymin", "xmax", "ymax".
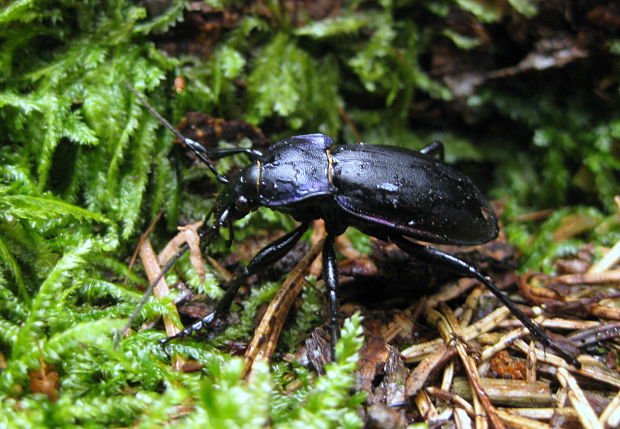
[{"xmin": 125, "ymin": 83, "xmax": 229, "ymax": 184}]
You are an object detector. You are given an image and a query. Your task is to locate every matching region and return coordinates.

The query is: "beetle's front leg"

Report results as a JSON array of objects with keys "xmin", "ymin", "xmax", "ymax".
[
  {"xmin": 391, "ymin": 235, "xmax": 581, "ymax": 368},
  {"xmin": 322, "ymin": 234, "xmax": 339, "ymax": 359},
  {"xmin": 160, "ymin": 222, "xmax": 310, "ymax": 349}
]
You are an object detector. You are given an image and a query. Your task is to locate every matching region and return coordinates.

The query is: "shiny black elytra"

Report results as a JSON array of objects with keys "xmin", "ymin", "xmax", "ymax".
[{"xmin": 127, "ymin": 88, "xmax": 579, "ymax": 368}]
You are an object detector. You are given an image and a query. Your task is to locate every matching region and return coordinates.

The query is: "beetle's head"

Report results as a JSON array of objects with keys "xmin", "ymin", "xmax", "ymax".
[{"xmin": 213, "ymin": 164, "xmax": 261, "ymax": 222}]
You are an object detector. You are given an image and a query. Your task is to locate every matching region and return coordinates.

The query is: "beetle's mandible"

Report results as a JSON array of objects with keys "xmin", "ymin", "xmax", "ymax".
[{"xmin": 126, "ymin": 87, "xmax": 579, "ymax": 368}]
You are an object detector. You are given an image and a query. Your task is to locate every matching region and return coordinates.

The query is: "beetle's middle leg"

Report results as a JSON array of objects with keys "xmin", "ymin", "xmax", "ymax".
[
  {"xmin": 322, "ymin": 234, "xmax": 340, "ymax": 359},
  {"xmin": 390, "ymin": 235, "xmax": 581, "ymax": 368},
  {"xmin": 160, "ymin": 222, "xmax": 310, "ymax": 348}
]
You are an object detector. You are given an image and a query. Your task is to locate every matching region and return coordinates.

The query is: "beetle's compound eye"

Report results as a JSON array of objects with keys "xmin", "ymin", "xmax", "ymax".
[{"xmin": 235, "ymin": 195, "xmax": 250, "ymax": 211}]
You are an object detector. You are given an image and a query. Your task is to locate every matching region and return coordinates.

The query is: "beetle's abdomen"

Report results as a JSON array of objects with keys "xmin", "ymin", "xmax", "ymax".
[
  {"xmin": 331, "ymin": 144, "xmax": 498, "ymax": 245},
  {"xmin": 258, "ymin": 134, "xmax": 335, "ymax": 206}
]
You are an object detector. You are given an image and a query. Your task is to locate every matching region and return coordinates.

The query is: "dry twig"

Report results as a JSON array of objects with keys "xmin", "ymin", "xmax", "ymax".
[
  {"xmin": 402, "ymin": 306, "xmax": 511, "ymax": 362},
  {"xmin": 437, "ymin": 305, "xmax": 505, "ymax": 429},
  {"xmin": 243, "ymin": 237, "xmax": 325, "ymax": 379},
  {"xmin": 556, "ymin": 367, "xmax": 603, "ymax": 429},
  {"xmin": 139, "ymin": 238, "xmax": 184, "ymax": 370},
  {"xmin": 599, "ymin": 389, "xmax": 620, "ymax": 428}
]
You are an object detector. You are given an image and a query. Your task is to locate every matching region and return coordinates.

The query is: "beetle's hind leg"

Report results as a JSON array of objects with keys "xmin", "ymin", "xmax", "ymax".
[
  {"xmin": 390, "ymin": 235, "xmax": 581, "ymax": 368},
  {"xmin": 160, "ymin": 222, "xmax": 310, "ymax": 350},
  {"xmin": 419, "ymin": 141, "xmax": 444, "ymax": 161}
]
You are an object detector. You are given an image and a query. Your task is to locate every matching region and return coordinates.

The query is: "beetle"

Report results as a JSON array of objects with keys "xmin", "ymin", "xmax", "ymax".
[{"xmin": 126, "ymin": 87, "xmax": 579, "ymax": 367}]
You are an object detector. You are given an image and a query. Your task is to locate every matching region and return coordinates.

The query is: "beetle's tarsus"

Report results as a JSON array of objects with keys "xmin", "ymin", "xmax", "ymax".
[
  {"xmin": 159, "ymin": 337, "xmax": 172, "ymax": 359},
  {"xmin": 391, "ymin": 235, "xmax": 581, "ymax": 369},
  {"xmin": 116, "ymin": 243, "xmax": 190, "ymax": 348},
  {"xmin": 159, "ymin": 313, "xmax": 215, "ymax": 360},
  {"xmin": 161, "ymin": 223, "xmax": 310, "ymax": 348}
]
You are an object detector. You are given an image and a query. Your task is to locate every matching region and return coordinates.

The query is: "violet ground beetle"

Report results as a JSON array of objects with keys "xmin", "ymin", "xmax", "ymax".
[{"xmin": 124, "ymin": 86, "xmax": 580, "ymax": 368}]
